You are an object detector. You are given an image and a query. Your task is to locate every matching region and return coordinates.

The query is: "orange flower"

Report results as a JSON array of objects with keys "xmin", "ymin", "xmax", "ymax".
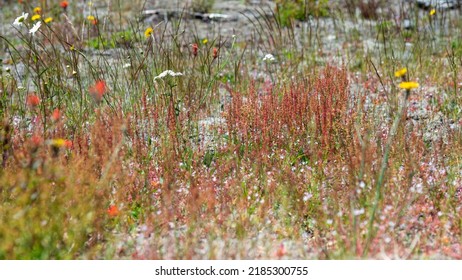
[
  {"xmin": 212, "ymin": 47, "xmax": 218, "ymax": 59},
  {"xmin": 151, "ymin": 180, "xmax": 161, "ymax": 188},
  {"xmin": 29, "ymin": 134, "xmax": 43, "ymax": 153},
  {"xmin": 191, "ymin": 43, "xmax": 198, "ymax": 57},
  {"xmin": 31, "ymin": 134, "xmax": 43, "ymax": 146},
  {"xmin": 60, "ymin": 1, "xmax": 69, "ymax": 9},
  {"xmin": 51, "ymin": 108, "xmax": 61, "ymax": 122},
  {"xmin": 107, "ymin": 205, "xmax": 119, "ymax": 217},
  {"xmin": 64, "ymin": 140, "xmax": 73, "ymax": 149},
  {"xmin": 275, "ymin": 243, "xmax": 286, "ymax": 258},
  {"xmin": 89, "ymin": 80, "xmax": 107, "ymax": 103},
  {"xmin": 26, "ymin": 94, "xmax": 40, "ymax": 107}
]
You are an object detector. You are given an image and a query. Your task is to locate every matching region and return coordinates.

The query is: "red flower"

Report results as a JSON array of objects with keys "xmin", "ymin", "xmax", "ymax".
[
  {"xmin": 191, "ymin": 43, "xmax": 198, "ymax": 57},
  {"xmin": 60, "ymin": 1, "xmax": 69, "ymax": 9},
  {"xmin": 275, "ymin": 243, "xmax": 286, "ymax": 258},
  {"xmin": 31, "ymin": 134, "xmax": 43, "ymax": 146},
  {"xmin": 26, "ymin": 94, "xmax": 40, "ymax": 107},
  {"xmin": 107, "ymin": 205, "xmax": 119, "ymax": 217},
  {"xmin": 64, "ymin": 140, "xmax": 73, "ymax": 149},
  {"xmin": 89, "ymin": 80, "xmax": 107, "ymax": 103},
  {"xmin": 212, "ymin": 47, "xmax": 218, "ymax": 59},
  {"xmin": 51, "ymin": 108, "xmax": 61, "ymax": 122}
]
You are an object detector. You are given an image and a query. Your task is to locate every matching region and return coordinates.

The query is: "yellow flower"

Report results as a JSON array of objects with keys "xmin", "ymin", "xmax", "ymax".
[
  {"xmin": 429, "ymin": 9, "xmax": 436, "ymax": 16},
  {"xmin": 399, "ymin": 81, "xmax": 419, "ymax": 90},
  {"xmin": 202, "ymin": 38, "xmax": 208, "ymax": 44},
  {"xmin": 51, "ymin": 138, "xmax": 66, "ymax": 148},
  {"xmin": 44, "ymin": 17, "xmax": 53, "ymax": 23},
  {"xmin": 394, "ymin": 67, "xmax": 407, "ymax": 78},
  {"xmin": 144, "ymin": 27, "xmax": 153, "ymax": 38},
  {"xmin": 87, "ymin": 15, "xmax": 98, "ymax": 25},
  {"xmin": 33, "ymin": 7, "xmax": 42, "ymax": 14},
  {"xmin": 31, "ymin": 14, "xmax": 41, "ymax": 21}
]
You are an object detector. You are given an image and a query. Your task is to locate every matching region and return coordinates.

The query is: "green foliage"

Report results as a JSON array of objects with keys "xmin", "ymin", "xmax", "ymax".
[
  {"xmin": 451, "ymin": 38, "xmax": 462, "ymax": 57},
  {"xmin": 0, "ymin": 170, "xmax": 109, "ymax": 259},
  {"xmin": 87, "ymin": 30, "xmax": 137, "ymax": 49},
  {"xmin": 191, "ymin": 0, "xmax": 215, "ymax": 13},
  {"xmin": 275, "ymin": 0, "xmax": 329, "ymax": 26}
]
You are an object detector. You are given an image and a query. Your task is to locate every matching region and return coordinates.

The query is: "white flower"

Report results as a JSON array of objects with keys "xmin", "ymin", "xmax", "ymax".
[
  {"xmin": 29, "ymin": 21, "xmax": 41, "ymax": 35},
  {"xmin": 303, "ymin": 192, "xmax": 313, "ymax": 202},
  {"xmin": 13, "ymin": 13, "xmax": 29, "ymax": 26},
  {"xmin": 353, "ymin": 208, "xmax": 365, "ymax": 216},
  {"xmin": 154, "ymin": 70, "xmax": 183, "ymax": 80},
  {"xmin": 263, "ymin": 54, "xmax": 275, "ymax": 62}
]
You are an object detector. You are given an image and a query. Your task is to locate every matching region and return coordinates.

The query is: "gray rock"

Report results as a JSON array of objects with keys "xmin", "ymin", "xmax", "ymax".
[
  {"xmin": 423, "ymin": 112, "xmax": 449, "ymax": 144},
  {"xmin": 403, "ymin": 19, "xmax": 414, "ymax": 30},
  {"xmin": 416, "ymin": 0, "xmax": 460, "ymax": 9}
]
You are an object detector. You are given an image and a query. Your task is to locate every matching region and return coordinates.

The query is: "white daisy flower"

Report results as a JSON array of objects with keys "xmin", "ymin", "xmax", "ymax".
[
  {"xmin": 29, "ymin": 21, "xmax": 42, "ymax": 35},
  {"xmin": 154, "ymin": 70, "xmax": 183, "ymax": 80},
  {"xmin": 263, "ymin": 54, "xmax": 275, "ymax": 62},
  {"xmin": 13, "ymin": 12, "xmax": 29, "ymax": 26}
]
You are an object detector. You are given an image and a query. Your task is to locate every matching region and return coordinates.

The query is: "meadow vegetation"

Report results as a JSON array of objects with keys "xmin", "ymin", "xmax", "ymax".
[{"xmin": 0, "ymin": 0, "xmax": 462, "ymax": 259}]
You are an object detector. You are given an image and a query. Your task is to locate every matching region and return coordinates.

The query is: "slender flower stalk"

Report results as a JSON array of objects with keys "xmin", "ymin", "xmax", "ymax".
[{"xmin": 364, "ymin": 78, "xmax": 419, "ymax": 255}]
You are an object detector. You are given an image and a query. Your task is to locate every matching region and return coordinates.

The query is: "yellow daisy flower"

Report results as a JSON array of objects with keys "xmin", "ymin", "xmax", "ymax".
[
  {"xmin": 33, "ymin": 7, "xmax": 42, "ymax": 14},
  {"xmin": 44, "ymin": 17, "xmax": 53, "ymax": 23},
  {"xmin": 399, "ymin": 81, "xmax": 419, "ymax": 90},
  {"xmin": 202, "ymin": 38, "xmax": 208, "ymax": 44},
  {"xmin": 429, "ymin": 9, "xmax": 436, "ymax": 16},
  {"xmin": 31, "ymin": 14, "xmax": 41, "ymax": 21},
  {"xmin": 51, "ymin": 138, "xmax": 66, "ymax": 148},
  {"xmin": 87, "ymin": 15, "xmax": 95, "ymax": 21},
  {"xmin": 144, "ymin": 27, "xmax": 153, "ymax": 38},
  {"xmin": 394, "ymin": 68, "xmax": 407, "ymax": 78}
]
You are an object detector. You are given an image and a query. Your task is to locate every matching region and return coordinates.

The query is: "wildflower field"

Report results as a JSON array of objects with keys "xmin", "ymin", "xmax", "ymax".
[{"xmin": 1, "ymin": 0, "xmax": 462, "ymax": 259}]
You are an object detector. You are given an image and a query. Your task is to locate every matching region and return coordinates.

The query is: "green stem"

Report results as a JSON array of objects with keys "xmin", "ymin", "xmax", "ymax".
[{"xmin": 363, "ymin": 89, "xmax": 410, "ymax": 256}]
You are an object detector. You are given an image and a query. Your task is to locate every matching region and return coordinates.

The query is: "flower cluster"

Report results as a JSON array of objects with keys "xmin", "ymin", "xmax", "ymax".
[
  {"xmin": 263, "ymin": 54, "xmax": 275, "ymax": 62},
  {"xmin": 394, "ymin": 67, "xmax": 419, "ymax": 90},
  {"xmin": 154, "ymin": 70, "xmax": 184, "ymax": 81}
]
